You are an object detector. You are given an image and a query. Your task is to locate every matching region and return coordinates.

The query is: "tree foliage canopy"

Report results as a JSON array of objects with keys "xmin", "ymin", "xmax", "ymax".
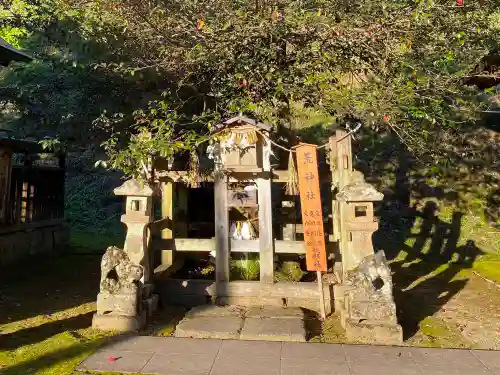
[{"xmin": 1, "ymin": 0, "xmax": 499, "ymax": 178}]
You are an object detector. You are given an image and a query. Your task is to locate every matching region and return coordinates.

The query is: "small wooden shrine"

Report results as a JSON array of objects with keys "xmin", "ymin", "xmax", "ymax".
[
  {"xmin": 152, "ymin": 116, "xmax": 330, "ymax": 308},
  {"xmin": 98, "ymin": 116, "xmax": 403, "ymax": 344}
]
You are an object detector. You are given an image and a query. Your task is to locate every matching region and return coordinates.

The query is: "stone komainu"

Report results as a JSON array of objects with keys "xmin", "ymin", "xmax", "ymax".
[
  {"xmin": 96, "ymin": 246, "xmax": 143, "ymax": 317},
  {"xmin": 344, "ymin": 250, "xmax": 394, "ymax": 301},
  {"xmin": 338, "ymin": 251, "xmax": 403, "ymax": 344},
  {"xmin": 100, "ymin": 246, "xmax": 143, "ymax": 294}
]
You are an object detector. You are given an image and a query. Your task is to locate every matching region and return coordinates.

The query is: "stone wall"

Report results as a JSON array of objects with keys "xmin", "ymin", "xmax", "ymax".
[{"xmin": 0, "ymin": 222, "xmax": 69, "ymax": 265}]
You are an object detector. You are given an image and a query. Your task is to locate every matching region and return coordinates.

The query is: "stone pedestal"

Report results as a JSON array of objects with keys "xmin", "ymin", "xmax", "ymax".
[
  {"xmin": 344, "ymin": 319, "xmax": 403, "ymax": 345},
  {"xmin": 92, "ymin": 311, "xmax": 147, "ymax": 331}
]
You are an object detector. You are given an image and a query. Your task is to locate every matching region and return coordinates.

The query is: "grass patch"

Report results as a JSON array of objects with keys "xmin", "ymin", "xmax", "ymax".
[
  {"xmin": 231, "ymin": 253, "xmax": 260, "ymax": 281},
  {"xmin": 275, "ymin": 261, "xmax": 305, "ymax": 282},
  {"xmin": 0, "ymin": 254, "xmax": 116, "ymax": 375},
  {"xmin": 471, "ymin": 253, "xmax": 500, "ymax": 283},
  {"xmin": 407, "ymin": 316, "xmax": 471, "ymax": 349},
  {"xmin": 69, "ymin": 231, "xmax": 124, "ymax": 254},
  {"xmin": 313, "ymin": 315, "xmax": 347, "ymax": 344},
  {"xmin": 0, "ymin": 247, "xmax": 185, "ymax": 374}
]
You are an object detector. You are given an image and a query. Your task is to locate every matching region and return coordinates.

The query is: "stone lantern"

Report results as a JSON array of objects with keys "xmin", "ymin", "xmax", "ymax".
[
  {"xmin": 114, "ymin": 179, "xmax": 155, "ymax": 285},
  {"xmin": 336, "ymin": 170, "xmax": 383, "ymax": 274},
  {"xmin": 334, "ymin": 170, "xmax": 402, "ymax": 344},
  {"xmin": 92, "ymin": 179, "xmax": 158, "ymax": 331}
]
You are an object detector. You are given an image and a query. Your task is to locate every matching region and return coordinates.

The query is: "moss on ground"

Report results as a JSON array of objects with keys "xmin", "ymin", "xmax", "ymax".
[
  {"xmin": 311, "ymin": 315, "xmax": 347, "ymax": 344},
  {"xmin": 0, "ymin": 232, "xmax": 187, "ymax": 375},
  {"xmin": 0, "ymin": 254, "xmax": 115, "ymax": 375},
  {"xmin": 471, "ymin": 254, "xmax": 500, "ymax": 283},
  {"xmin": 406, "ymin": 316, "xmax": 471, "ymax": 348}
]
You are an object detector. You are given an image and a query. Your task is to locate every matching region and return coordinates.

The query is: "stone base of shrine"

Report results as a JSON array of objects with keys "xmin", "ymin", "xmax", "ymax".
[
  {"xmin": 155, "ymin": 279, "xmax": 334, "ymax": 315},
  {"xmin": 92, "ymin": 311, "xmax": 147, "ymax": 332},
  {"xmin": 344, "ymin": 318, "xmax": 403, "ymax": 345}
]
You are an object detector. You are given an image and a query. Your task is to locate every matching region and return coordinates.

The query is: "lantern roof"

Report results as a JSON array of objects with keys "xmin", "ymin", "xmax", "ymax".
[
  {"xmin": 114, "ymin": 179, "xmax": 155, "ymax": 197},
  {"xmin": 336, "ymin": 171, "xmax": 384, "ymax": 202}
]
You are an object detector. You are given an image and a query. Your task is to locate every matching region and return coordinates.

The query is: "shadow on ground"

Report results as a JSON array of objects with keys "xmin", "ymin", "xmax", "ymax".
[
  {"xmin": 371, "ymin": 148, "xmax": 488, "ymax": 340},
  {"xmin": 0, "ymin": 254, "xmax": 101, "ymax": 345}
]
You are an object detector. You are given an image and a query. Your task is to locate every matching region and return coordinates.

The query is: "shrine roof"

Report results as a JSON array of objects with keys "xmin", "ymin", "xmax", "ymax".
[
  {"xmin": 0, "ymin": 136, "xmax": 43, "ymax": 153},
  {"xmin": 0, "ymin": 37, "xmax": 33, "ymax": 66},
  {"xmin": 215, "ymin": 116, "xmax": 272, "ymax": 132}
]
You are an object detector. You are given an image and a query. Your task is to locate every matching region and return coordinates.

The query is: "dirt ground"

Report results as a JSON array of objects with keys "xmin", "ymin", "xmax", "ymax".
[{"xmin": 404, "ymin": 270, "xmax": 500, "ymax": 349}]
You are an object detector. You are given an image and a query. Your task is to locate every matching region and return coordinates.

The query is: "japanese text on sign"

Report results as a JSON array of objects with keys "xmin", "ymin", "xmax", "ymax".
[{"xmin": 295, "ymin": 144, "xmax": 327, "ymax": 272}]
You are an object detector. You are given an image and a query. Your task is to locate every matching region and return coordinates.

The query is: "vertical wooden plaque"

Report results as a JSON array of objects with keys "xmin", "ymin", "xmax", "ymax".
[{"xmin": 296, "ymin": 144, "xmax": 327, "ymax": 272}]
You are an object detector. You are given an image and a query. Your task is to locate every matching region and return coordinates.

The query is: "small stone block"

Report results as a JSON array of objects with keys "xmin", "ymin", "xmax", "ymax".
[
  {"xmin": 333, "ymin": 284, "xmax": 352, "ymax": 313},
  {"xmin": 175, "ymin": 316, "xmax": 243, "ymax": 339},
  {"xmin": 240, "ymin": 317, "xmax": 306, "ymax": 342},
  {"xmin": 186, "ymin": 305, "xmax": 244, "ymax": 318},
  {"xmin": 345, "ymin": 318, "xmax": 403, "ymax": 345},
  {"xmin": 246, "ymin": 306, "xmax": 304, "ymax": 319},
  {"xmin": 92, "ymin": 312, "xmax": 146, "ymax": 332}
]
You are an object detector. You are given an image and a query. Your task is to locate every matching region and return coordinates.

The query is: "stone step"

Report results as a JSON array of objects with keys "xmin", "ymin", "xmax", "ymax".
[{"xmin": 174, "ymin": 305, "xmax": 307, "ymax": 342}]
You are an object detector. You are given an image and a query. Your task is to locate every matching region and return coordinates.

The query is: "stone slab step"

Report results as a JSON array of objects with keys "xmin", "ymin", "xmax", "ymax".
[
  {"xmin": 185, "ymin": 305, "xmax": 245, "ymax": 319},
  {"xmin": 174, "ymin": 305, "xmax": 307, "ymax": 342},
  {"xmin": 246, "ymin": 306, "xmax": 304, "ymax": 319},
  {"xmin": 240, "ymin": 317, "xmax": 306, "ymax": 342},
  {"xmin": 175, "ymin": 316, "xmax": 244, "ymax": 339}
]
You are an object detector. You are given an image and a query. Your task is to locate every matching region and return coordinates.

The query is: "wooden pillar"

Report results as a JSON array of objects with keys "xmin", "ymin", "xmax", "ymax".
[
  {"xmin": 258, "ymin": 137, "xmax": 274, "ymax": 284},
  {"xmin": 175, "ymin": 184, "xmax": 188, "ymax": 238},
  {"xmin": 329, "ymin": 136, "xmax": 340, "ymax": 243},
  {"xmin": 161, "ymin": 181, "xmax": 175, "ymax": 267},
  {"xmin": 214, "ymin": 172, "xmax": 230, "ymax": 285},
  {"xmin": 336, "ymin": 129, "xmax": 352, "ymax": 191},
  {"xmin": 20, "ymin": 154, "xmax": 31, "ymax": 225},
  {"xmin": 331, "ymin": 130, "xmax": 353, "ymax": 278},
  {"xmin": 58, "ymin": 153, "xmax": 66, "ymax": 219},
  {"xmin": 0, "ymin": 148, "xmax": 12, "ymax": 224}
]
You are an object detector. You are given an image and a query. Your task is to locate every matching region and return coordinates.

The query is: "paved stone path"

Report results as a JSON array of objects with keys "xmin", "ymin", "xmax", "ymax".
[
  {"xmin": 174, "ymin": 305, "xmax": 307, "ymax": 342},
  {"xmin": 77, "ymin": 335, "xmax": 500, "ymax": 375}
]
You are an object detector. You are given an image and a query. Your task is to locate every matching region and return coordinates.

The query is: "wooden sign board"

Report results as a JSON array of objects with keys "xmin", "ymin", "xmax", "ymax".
[{"xmin": 296, "ymin": 144, "xmax": 327, "ymax": 272}]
